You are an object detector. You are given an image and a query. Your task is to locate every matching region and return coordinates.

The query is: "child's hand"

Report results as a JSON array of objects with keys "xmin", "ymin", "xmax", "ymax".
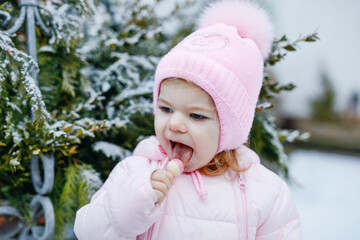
[{"xmin": 151, "ymin": 169, "xmax": 174, "ymax": 203}]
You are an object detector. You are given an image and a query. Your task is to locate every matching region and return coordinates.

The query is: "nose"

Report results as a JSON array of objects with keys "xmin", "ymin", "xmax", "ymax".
[{"xmin": 168, "ymin": 113, "xmax": 187, "ymax": 133}]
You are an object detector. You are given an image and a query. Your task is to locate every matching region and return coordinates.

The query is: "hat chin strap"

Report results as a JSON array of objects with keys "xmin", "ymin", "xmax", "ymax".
[{"xmin": 190, "ymin": 170, "xmax": 208, "ymax": 200}]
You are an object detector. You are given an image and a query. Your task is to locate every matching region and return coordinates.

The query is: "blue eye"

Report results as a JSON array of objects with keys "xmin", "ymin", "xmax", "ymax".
[
  {"xmin": 190, "ymin": 113, "xmax": 206, "ymax": 120},
  {"xmin": 160, "ymin": 106, "xmax": 173, "ymax": 113}
]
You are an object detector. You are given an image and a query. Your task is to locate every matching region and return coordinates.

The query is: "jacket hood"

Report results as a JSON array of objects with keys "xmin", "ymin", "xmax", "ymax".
[{"xmin": 133, "ymin": 136, "xmax": 166, "ymax": 161}]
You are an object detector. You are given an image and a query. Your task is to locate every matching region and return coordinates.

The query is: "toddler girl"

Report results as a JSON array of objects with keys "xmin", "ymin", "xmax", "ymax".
[{"xmin": 74, "ymin": 0, "xmax": 301, "ymax": 239}]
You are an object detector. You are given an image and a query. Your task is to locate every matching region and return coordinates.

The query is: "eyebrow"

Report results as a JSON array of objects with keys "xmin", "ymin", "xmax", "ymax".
[
  {"xmin": 158, "ymin": 98, "xmax": 172, "ymax": 107},
  {"xmin": 158, "ymin": 98, "xmax": 216, "ymax": 113}
]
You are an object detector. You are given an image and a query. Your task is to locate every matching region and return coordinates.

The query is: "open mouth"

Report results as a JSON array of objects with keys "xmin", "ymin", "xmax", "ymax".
[
  {"xmin": 169, "ymin": 140, "xmax": 193, "ymax": 166},
  {"xmin": 170, "ymin": 140, "xmax": 177, "ymax": 150}
]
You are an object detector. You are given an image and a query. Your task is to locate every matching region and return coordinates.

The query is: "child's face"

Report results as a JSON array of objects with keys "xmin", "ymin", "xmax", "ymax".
[{"xmin": 155, "ymin": 78, "xmax": 220, "ymax": 172}]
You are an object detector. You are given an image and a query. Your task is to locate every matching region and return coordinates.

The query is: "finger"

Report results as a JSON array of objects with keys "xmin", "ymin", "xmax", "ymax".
[
  {"xmin": 163, "ymin": 170, "xmax": 174, "ymax": 184},
  {"xmin": 152, "ymin": 170, "xmax": 173, "ymax": 187},
  {"xmin": 151, "ymin": 169, "xmax": 168, "ymax": 180},
  {"xmin": 151, "ymin": 180, "xmax": 168, "ymax": 196},
  {"xmin": 156, "ymin": 169, "xmax": 174, "ymax": 184},
  {"xmin": 153, "ymin": 189, "xmax": 164, "ymax": 203},
  {"xmin": 151, "ymin": 169, "xmax": 163, "ymax": 180}
]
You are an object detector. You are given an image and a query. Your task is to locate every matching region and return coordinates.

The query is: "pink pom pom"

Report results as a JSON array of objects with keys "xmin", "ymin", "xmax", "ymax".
[{"xmin": 197, "ymin": 0, "xmax": 274, "ymax": 59}]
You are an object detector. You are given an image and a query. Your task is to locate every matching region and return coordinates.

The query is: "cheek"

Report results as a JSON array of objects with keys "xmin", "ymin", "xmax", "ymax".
[
  {"xmin": 154, "ymin": 113, "xmax": 164, "ymax": 132},
  {"xmin": 194, "ymin": 126, "xmax": 219, "ymax": 153},
  {"xmin": 154, "ymin": 116, "xmax": 160, "ymax": 133},
  {"xmin": 154, "ymin": 114, "xmax": 168, "ymax": 144},
  {"xmin": 154, "ymin": 119, "xmax": 165, "ymax": 144},
  {"xmin": 205, "ymin": 124, "xmax": 220, "ymax": 144}
]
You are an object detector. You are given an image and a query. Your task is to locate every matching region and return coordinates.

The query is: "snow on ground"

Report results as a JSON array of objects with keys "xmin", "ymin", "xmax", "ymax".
[{"xmin": 288, "ymin": 150, "xmax": 360, "ymax": 240}]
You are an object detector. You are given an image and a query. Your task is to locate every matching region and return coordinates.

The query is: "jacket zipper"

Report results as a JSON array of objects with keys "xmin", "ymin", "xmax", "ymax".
[
  {"xmin": 239, "ymin": 173, "xmax": 248, "ymax": 240},
  {"xmin": 146, "ymin": 224, "xmax": 155, "ymax": 240}
]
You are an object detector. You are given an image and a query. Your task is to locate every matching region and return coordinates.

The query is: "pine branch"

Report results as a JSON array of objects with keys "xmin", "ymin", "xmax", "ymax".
[
  {"xmin": 266, "ymin": 32, "xmax": 320, "ymax": 66},
  {"xmin": 53, "ymin": 163, "xmax": 102, "ymax": 239}
]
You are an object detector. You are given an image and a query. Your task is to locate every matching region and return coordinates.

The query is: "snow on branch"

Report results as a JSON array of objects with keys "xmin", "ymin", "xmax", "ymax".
[
  {"xmin": 93, "ymin": 141, "xmax": 131, "ymax": 161},
  {"xmin": 0, "ymin": 33, "xmax": 51, "ymax": 123}
]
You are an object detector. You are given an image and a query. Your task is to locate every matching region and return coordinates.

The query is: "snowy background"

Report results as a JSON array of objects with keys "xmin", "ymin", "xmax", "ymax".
[{"xmin": 288, "ymin": 150, "xmax": 360, "ymax": 239}]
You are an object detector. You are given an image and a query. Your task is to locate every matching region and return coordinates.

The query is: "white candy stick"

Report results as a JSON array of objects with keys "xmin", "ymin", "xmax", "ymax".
[{"xmin": 167, "ymin": 159, "xmax": 184, "ymax": 176}]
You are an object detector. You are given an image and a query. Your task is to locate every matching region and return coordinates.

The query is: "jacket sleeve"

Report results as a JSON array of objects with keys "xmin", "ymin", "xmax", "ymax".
[
  {"xmin": 255, "ymin": 181, "xmax": 302, "ymax": 240},
  {"xmin": 74, "ymin": 156, "xmax": 161, "ymax": 240}
]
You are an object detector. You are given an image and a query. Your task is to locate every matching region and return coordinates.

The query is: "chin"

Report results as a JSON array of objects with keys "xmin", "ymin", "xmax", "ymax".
[
  {"xmin": 184, "ymin": 162, "xmax": 204, "ymax": 173},
  {"xmin": 183, "ymin": 165, "xmax": 195, "ymax": 173}
]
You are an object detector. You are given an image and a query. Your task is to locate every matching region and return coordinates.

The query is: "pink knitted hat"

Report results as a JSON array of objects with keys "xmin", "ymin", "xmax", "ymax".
[{"xmin": 153, "ymin": 0, "xmax": 274, "ymax": 153}]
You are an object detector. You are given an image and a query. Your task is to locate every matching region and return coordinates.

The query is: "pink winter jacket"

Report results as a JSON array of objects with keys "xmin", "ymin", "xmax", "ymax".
[{"xmin": 74, "ymin": 136, "xmax": 301, "ymax": 240}]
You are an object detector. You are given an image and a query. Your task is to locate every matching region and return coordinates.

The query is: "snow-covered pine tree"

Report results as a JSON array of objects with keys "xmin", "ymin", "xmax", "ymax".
[
  {"xmin": 0, "ymin": 0, "xmax": 106, "ymax": 237},
  {"xmin": 1, "ymin": 0, "xmax": 199, "ymax": 237}
]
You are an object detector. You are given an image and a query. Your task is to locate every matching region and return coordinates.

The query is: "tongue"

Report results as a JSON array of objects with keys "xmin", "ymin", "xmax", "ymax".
[{"xmin": 171, "ymin": 143, "xmax": 193, "ymax": 165}]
